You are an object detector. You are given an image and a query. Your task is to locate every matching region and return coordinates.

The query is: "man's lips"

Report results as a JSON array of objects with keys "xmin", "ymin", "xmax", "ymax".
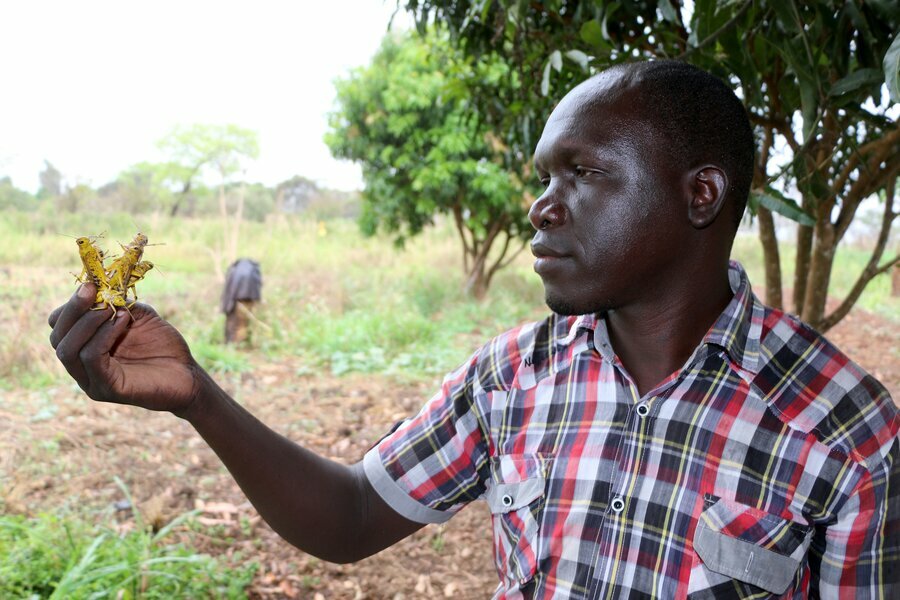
[
  {"xmin": 531, "ymin": 241, "xmax": 572, "ymax": 275},
  {"xmin": 531, "ymin": 241, "xmax": 570, "ymax": 259}
]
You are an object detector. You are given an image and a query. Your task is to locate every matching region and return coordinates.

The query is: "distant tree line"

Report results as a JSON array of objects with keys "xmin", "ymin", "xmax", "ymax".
[{"xmin": 0, "ymin": 125, "xmax": 360, "ymax": 222}]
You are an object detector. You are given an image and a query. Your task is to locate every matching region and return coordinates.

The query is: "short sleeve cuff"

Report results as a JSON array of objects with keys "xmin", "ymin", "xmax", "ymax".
[{"xmin": 363, "ymin": 446, "xmax": 454, "ymax": 525}]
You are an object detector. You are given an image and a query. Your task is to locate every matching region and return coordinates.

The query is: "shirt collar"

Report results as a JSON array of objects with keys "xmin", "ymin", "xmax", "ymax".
[
  {"xmin": 701, "ymin": 261, "xmax": 763, "ymax": 375},
  {"xmin": 567, "ymin": 261, "xmax": 764, "ymax": 375}
]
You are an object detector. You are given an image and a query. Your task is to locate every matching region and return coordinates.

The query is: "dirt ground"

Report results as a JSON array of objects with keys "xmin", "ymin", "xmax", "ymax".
[{"xmin": 1, "ymin": 307, "xmax": 897, "ymax": 599}]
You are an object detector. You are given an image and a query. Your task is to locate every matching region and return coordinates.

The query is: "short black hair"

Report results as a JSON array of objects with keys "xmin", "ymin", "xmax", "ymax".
[{"xmin": 615, "ymin": 60, "xmax": 755, "ymax": 228}]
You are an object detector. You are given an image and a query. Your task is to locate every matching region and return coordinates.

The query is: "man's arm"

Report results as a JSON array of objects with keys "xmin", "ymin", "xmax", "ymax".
[{"xmin": 49, "ymin": 283, "xmax": 424, "ymax": 562}]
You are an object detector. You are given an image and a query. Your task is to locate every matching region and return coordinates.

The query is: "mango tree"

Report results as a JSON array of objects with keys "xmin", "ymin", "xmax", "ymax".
[{"xmin": 403, "ymin": 0, "xmax": 899, "ymax": 330}]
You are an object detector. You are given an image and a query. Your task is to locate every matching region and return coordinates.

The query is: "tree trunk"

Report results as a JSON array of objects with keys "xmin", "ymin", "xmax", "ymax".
[
  {"xmin": 457, "ymin": 213, "xmax": 508, "ymax": 300},
  {"xmin": 801, "ymin": 220, "xmax": 836, "ymax": 329},
  {"xmin": 793, "ymin": 221, "xmax": 813, "ymax": 315},
  {"xmin": 756, "ymin": 207, "xmax": 783, "ymax": 309},
  {"xmin": 893, "ymin": 264, "xmax": 900, "ymax": 298},
  {"xmin": 169, "ymin": 181, "xmax": 192, "ymax": 218},
  {"xmin": 463, "ymin": 258, "xmax": 489, "ymax": 300}
]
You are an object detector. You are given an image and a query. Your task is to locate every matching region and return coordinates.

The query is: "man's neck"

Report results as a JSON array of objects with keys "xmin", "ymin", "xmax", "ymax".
[{"xmin": 604, "ymin": 274, "xmax": 734, "ymax": 398}]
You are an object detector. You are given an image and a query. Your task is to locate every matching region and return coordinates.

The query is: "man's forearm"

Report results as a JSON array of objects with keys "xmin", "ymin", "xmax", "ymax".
[{"xmin": 177, "ymin": 369, "xmax": 418, "ymax": 562}]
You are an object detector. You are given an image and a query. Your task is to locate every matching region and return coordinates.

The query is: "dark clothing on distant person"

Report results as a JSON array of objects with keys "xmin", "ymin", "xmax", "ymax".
[
  {"xmin": 222, "ymin": 259, "xmax": 262, "ymax": 344},
  {"xmin": 221, "ymin": 259, "xmax": 262, "ymax": 314}
]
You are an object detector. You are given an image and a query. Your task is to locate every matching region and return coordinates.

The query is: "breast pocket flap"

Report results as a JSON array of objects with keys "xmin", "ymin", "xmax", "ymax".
[
  {"xmin": 695, "ymin": 524, "xmax": 800, "ymax": 595},
  {"xmin": 694, "ymin": 495, "xmax": 812, "ymax": 596}
]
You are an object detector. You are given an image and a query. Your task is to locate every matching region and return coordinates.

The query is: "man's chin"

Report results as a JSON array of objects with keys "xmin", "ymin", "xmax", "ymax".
[
  {"xmin": 544, "ymin": 289, "xmax": 614, "ymax": 317},
  {"xmin": 545, "ymin": 293, "xmax": 596, "ymax": 317}
]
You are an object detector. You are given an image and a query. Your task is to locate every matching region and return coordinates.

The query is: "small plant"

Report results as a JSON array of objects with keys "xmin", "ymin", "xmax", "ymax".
[{"xmin": 0, "ymin": 479, "xmax": 257, "ymax": 598}]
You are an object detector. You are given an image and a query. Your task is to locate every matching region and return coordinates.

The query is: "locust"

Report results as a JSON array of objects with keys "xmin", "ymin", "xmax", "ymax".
[
  {"xmin": 125, "ymin": 260, "xmax": 154, "ymax": 301},
  {"xmin": 71, "ymin": 231, "xmax": 155, "ymax": 320},
  {"xmin": 105, "ymin": 232, "xmax": 149, "ymax": 293},
  {"xmin": 74, "ymin": 235, "xmax": 109, "ymax": 286}
]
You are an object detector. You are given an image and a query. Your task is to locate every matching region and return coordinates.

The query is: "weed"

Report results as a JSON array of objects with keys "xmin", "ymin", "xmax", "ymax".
[{"xmin": 0, "ymin": 479, "xmax": 257, "ymax": 598}]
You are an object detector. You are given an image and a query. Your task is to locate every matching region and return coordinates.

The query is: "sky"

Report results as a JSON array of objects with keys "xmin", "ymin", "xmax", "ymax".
[{"xmin": 0, "ymin": 1, "xmax": 410, "ymax": 193}]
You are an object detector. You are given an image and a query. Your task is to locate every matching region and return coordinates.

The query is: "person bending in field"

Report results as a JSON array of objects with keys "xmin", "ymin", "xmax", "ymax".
[{"xmin": 49, "ymin": 61, "xmax": 897, "ymax": 599}]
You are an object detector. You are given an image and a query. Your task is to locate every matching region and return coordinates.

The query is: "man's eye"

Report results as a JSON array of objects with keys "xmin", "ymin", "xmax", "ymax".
[
  {"xmin": 574, "ymin": 166, "xmax": 591, "ymax": 177},
  {"xmin": 538, "ymin": 176, "xmax": 550, "ymax": 187}
]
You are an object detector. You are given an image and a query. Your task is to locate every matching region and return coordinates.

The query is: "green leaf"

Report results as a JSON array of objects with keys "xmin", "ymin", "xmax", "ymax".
[
  {"xmin": 884, "ymin": 34, "xmax": 900, "ymax": 103},
  {"xmin": 549, "ymin": 50, "xmax": 563, "ymax": 72},
  {"xmin": 828, "ymin": 68, "xmax": 883, "ymax": 98},
  {"xmin": 580, "ymin": 20, "xmax": 604, "ymax": 47},
  {"xmin": 752, "ymin": 188, "xmax": 816, "ymax": 227},
  {"xmin": 565, "ymin": 49, "xmax": 590, "ymax": 70},
  {"xmin": 799, "ymin": 87, "xmax": 817, "ymax": 141},
  {"xmin": 657, "ymin": 0, "xmax": 678, "ymax": 23},
  {"xmin": 541, "ymin": 60, "xmax": 552, "ymax": 96}
]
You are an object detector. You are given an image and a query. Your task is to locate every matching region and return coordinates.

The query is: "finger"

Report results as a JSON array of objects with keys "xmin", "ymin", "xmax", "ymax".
[
  {"xmin": 49, "ymin": 283, "xmax": 97, "ymax": 348},
  {"xmin": 54, "ymin": 306, "xmax": 113, "ymax": 390},
  {"xmin": 81, "ymin": 310, "xmax": 131, "ymax": 399}
]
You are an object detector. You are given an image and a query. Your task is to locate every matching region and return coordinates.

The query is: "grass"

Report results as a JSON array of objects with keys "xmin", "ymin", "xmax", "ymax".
[
  {"xmin": 0, "ymin": 210, "xmax": 896, "ymax": 389},
  {"xmin": 0, "ymin": 211, "xmax": 545, "ymax": 386},
  {"xmin": 0, "ymin": 480, "xmax": 256, "ymax": 599}
]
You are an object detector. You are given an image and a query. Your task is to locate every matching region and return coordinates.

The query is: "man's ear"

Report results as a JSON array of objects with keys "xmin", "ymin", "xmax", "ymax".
[{"xmin": 688, "ymin": 166, "xmax": 728, "ymax": 229}]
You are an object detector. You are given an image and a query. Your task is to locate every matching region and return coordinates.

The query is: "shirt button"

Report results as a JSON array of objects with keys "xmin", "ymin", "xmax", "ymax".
[
  {"xmin": 636, "ymin": 402, "xmax": 650, "ymax": 417},
  {"xmin": 501, "ymin": 494, "xmax": 514, "ymax": 508},
  {"xmin": 610, "ymin": 496, "xmax": 625, "ymax": 513}
]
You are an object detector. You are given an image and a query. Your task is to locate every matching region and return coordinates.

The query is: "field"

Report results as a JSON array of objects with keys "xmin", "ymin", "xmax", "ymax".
[{"xmin": 1, "ymin": 211, "xmax": 897, "ymax": 598}]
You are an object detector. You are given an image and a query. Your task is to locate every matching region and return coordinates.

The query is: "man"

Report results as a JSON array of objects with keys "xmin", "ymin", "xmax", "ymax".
[{"xmin": 49, "ymin": 61, "xmax": 897, "ymax": 598}]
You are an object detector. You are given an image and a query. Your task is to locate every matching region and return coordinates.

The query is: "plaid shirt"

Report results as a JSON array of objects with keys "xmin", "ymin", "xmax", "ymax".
[{"xmin": 364, "ymin": 262, "xmax": 898, "ymax": 599}]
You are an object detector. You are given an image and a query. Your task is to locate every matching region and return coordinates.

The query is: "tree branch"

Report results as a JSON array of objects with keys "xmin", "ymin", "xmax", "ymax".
[
  {"xmin": 677, "ymin": 0, "xmax": 753, "ymax": 60},
  {"xmin": 832, "ymin": 126, "xmax": 900, "ymax": 200},
  {"xmin": 834, "ymin": 151, "xmax": 900, "ymax": 243},
  {"xmin": 820, "ymin": 179, "xmax": 897, "ymax": 331},
  {"xmin": 452, "ymin": 204, "xmax": 473, "ymax": 271}
]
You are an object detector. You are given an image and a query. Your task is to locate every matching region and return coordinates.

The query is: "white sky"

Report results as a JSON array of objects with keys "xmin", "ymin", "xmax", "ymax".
[{"xmin": 0, "ymin": 1, "xmax": 410, "ymax": 193}]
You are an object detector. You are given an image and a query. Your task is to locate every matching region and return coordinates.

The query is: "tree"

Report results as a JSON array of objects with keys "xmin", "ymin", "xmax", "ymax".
[
  {"xmin": 326, "ymin": 30, "xmax": 535, "ymax": 298},
  {"xmin": 101, "ymin": 162, "xmax": 175, "ymax": 215},
  {"xmin": 0, "ymin": 177, "xmax": 36, "ymax": 211},
  {"xmin": 156, "ymin": 124, "xmax": 260, "ymax": 217},
  {"xmin": 275, "ymin": 176, "xmax": 321, "ymax": 214},
  {"xmin": 403, "ymin": 0, "xmax": 899, "ymax": 331},
  {"xmin": 37, "ymin": 160, "xmax": 63, "ymax": 200}
]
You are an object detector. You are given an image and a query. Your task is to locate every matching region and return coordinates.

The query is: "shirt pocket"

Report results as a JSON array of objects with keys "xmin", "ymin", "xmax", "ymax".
[
  {"xmin": 688, "ymin": 494, "xmax": 812, "ymax": 599},
  {"xmin": 484, "ymin": 453, "xmax": 551, "ymax": 592}
]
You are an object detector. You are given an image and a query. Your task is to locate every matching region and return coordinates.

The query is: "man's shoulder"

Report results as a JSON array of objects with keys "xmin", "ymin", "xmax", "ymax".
[
  {"xmin": 751, "ymin": 305, "xmax": 898, "ymax": 470},
  {"xmin": 469, "ymin": 313, "xmax": 586, "ymax": 394}
]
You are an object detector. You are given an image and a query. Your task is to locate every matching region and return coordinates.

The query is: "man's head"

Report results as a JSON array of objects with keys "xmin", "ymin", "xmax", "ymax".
[{"xmin": 529, "ymin": 60, "xmax": 754, "ymax": 316}]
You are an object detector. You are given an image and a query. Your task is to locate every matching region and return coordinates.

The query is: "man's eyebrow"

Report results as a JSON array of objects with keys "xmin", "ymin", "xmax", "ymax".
[{"xmin": 534, "ymin": 142, "xmax": 619, "ymax": 172}]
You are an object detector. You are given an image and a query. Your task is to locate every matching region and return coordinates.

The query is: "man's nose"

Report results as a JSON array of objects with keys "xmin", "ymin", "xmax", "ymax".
[{"xmin": 528, "ymin": 193, "xmax": 567, "ymax": 231}]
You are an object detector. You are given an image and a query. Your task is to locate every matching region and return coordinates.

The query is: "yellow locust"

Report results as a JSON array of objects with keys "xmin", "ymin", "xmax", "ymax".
[{"xmin": 73, "ymin": 231, "xmax": 155, "ymax": 319}]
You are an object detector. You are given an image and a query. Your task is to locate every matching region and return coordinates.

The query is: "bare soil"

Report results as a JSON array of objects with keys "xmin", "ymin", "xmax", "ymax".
[{"xmin": 1, "ymin": 307, "xmax": 896, "ymax": 599}]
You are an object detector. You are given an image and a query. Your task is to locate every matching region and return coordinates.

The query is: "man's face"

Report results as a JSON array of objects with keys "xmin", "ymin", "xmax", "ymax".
[{"xmin": 529, "ymin": 73, "xmax": 686, "ymax": 316}]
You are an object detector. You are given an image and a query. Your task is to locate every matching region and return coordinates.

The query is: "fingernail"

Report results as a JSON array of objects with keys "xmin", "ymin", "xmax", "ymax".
[{"xmin": 77, "ymin": 285, "xmax": 93, "ymax": 299}]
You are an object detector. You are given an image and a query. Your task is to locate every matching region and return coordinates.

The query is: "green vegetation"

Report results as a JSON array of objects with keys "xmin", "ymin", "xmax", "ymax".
[
  {"xmin": 0, "ymin": 484, "xmax": 256, "ymax": 598},
  {"xmin": 1, "ymin": 210, "xmax": 895, "ymax": 392},
  {"xmin": 402, "ymin": 0, "xmax": 899, "ymax": 332},
  {"xmin": 0, "ymin": 211, "xmax": 546, "ymax": 389},
  {"xmin": 327, "ymin": 30, "xmax": 536, "ymax": 298}
]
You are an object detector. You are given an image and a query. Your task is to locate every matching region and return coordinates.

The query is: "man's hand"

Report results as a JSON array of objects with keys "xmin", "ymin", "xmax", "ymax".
[{"xmin": 49, "ymin": 283, "xmax": 202, "ymax": 414}]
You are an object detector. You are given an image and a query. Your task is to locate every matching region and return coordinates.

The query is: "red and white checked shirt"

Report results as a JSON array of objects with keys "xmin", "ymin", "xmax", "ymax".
[{"xmin": 364, "ymin": 262, "xmax": 899, "ymax": 599}]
